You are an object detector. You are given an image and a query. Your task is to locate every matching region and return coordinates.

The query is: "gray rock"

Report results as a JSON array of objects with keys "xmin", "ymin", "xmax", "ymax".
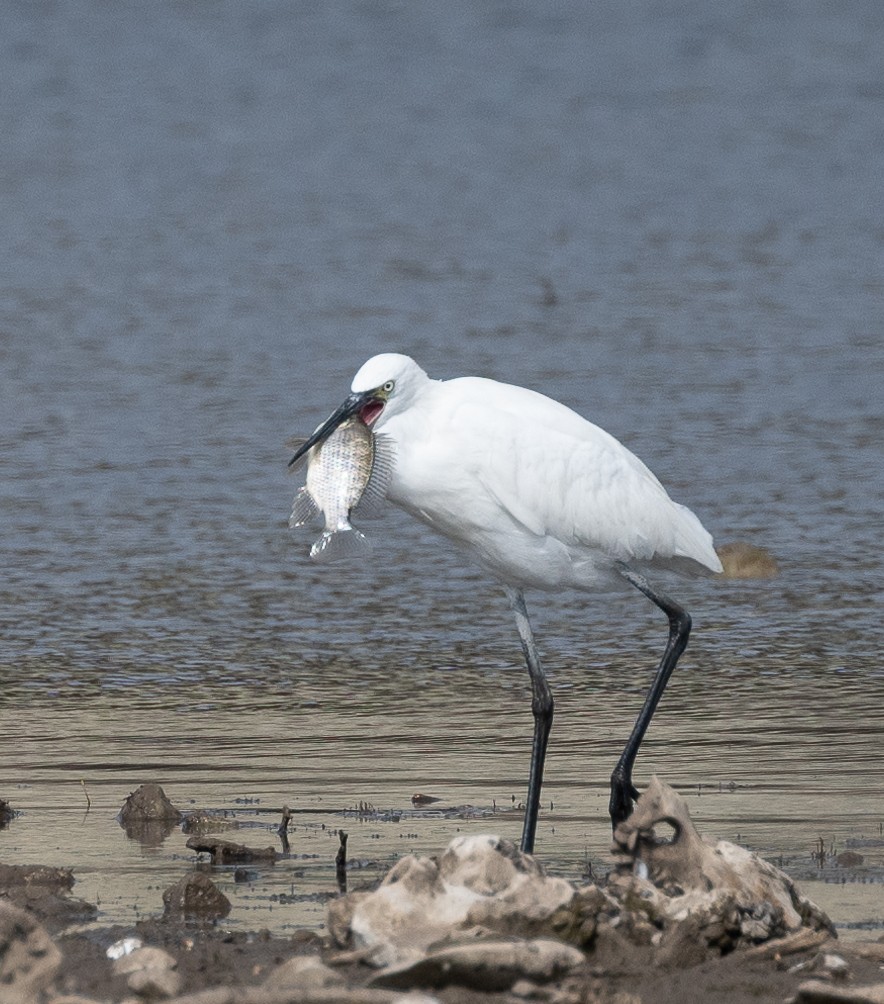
[
  {"xmin": 789, "ymin": 980, "xmax": 884, "ymax": 1004},
  {"xmin": 263, "ymin": 956, "xmax": 347, "ymax": 990},
  {"xmin": 368, "ymin": 938, "xmax": 585, "ymax": 991},
  {"xmin": 127, "ymin": 965, "xmax": 182, "ymax": 999},
  {"xmin": 610, "ymin": 776, "xmax": 834, "ymax": 954},
  {"xmin": 113, "ymin": 945, "xmax": 181, "ymax": 999},
  {"xmin": 119, "ymin": 783, "xmax": 183, "ymax": 823},
  {"xmin": 162, "ymin": 872, "xmax": 231, "ymax": 921},
  {"xmin": 112, "ymin": 945, "xmax": 178, "ymax": 976},
  {"xmin": 341, "ymin": 834, "xmax": 576, "ymax": 967},
  {"xmin": 185, "ymin": 836, "xmax": 277, "ymax": 864},
  {"xmin": 326, "ymin": 781, "xmax": 835, "ymax": 982},
  {"xmin": 0, "ymin": 900, "xmax": 62, "ymax": 1004}
]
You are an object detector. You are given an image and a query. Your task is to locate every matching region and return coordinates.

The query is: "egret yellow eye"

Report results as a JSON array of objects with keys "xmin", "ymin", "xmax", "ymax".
[{"xmin": 382, "ymin": 380, "xmax": 395, "ymax": 394}]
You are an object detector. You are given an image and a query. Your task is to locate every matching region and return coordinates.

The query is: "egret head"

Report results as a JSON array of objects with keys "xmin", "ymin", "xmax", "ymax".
[
  {"xmin": 350, "ymin": 354, "xmax": 429, "ymax": 425},
  {"xmin": 288, "ymin": 354, "xmax": 428, "ymax": 468}
]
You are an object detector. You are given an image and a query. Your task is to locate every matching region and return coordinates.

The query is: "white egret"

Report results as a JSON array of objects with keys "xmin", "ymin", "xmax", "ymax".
[{"xmin": 289, "ymin": 353, "xmax": 722, "ymax": 854}]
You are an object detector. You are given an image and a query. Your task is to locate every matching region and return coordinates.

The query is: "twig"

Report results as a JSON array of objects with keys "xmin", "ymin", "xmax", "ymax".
[
  {"xmin": 335, "ymin": 829, "xmax": 348, "ymax": 894},
  {"xmin": 278, "ymin": 805, "xmax": 292, "ymax": 853},
  {"xmin": 80, "ymin": 779, "xmax": 92, "ymax": 812}
]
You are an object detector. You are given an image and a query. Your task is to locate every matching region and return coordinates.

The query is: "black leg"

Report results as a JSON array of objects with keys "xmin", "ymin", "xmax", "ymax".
[
  {"xmin": 609, "ymin": 562, "xmax": 692, "ymax": 828},
  {"xmin": 504, "ymin": 586, "xmax": 554, "ymax": 854}
]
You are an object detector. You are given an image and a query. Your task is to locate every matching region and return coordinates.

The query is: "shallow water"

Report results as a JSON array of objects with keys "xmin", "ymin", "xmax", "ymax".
[{"xmin": 1, "ymin": 1, "xmax": 882, "ymax": 938}]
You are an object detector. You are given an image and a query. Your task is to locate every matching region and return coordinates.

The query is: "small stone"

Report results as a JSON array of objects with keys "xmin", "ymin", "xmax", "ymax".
[
  {"xmin": 107, "ymin": 936, "xmax": 143, "ymax": 960},
  {"xmin": 112, "ymin": 946, "xmax": 177, "ymax": 976},
  {"xmin": 836, "ymin": 851, "xmax": 864, "ymax": 868},
  {"xmin": 181, "ymin": 809, "xmax": 239, "ymax": 835},
  {"xmin": 369, "ymin": 938, "xmax": 585, "ymax": 992},
  {"xmin": 118, "ymin": 784, "xmax": 182, "ymax": 824},
  {"xmin": 44, "ymin": 996, "xmax": 106, "ymax": 1004},
  {"xmin": 0, "ymin": 901, "xmax": 61, "ymax": 1003},
  {"xmin": 263, "ymin": 956, "xmax": 346, "ymax": 990},
  {"xmin": 817, "ymin": 953, "xmax": 850, "ymax": 980},
  {"xmin": 790, "ymin": 979, "xmax": 884, "ymax": 1003},
  {"xmin": 162, "ymin": 872, "xmax": 231, "ymax": 920},
  {"xmin": 510, "ymin": 978, "xmax": 541, "ymax": 998},
  {"xmin": 111, "ymin": 946, "xmax": 180, "ymax": 1000},
  {"xmin": 127, "ymin": 967, "xmax": 181, "ymax": 999}
]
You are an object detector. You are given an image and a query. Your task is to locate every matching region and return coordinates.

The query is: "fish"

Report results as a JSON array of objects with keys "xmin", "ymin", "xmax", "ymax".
[{"xmin": 288, "ymin": 417, "xmax": 394, "ymax": 561}]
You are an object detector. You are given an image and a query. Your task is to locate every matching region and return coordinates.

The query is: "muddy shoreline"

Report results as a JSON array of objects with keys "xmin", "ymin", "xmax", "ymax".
[
  {"xmin": 7, "ymin": 863, "xmax": 884, "ymax": 1004},
  {"xmin": 46, "ymin": 921, "xmax": 884, "ymax": 1004},
  {"xmin": 3, "ymin": 783, "xmax": 883, "ymax": 1004}
]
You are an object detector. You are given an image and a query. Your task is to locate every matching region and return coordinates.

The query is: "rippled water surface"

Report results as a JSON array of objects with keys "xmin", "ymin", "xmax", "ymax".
[{"xmin": 1, "ymin": 1, "xmax": 882, "ymax": 937}]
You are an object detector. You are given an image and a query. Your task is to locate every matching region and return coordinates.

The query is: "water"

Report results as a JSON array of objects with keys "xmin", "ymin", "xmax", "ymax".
[{"xmin": 1, "ymin": 1, "xmax": 882, "ymax": 938}]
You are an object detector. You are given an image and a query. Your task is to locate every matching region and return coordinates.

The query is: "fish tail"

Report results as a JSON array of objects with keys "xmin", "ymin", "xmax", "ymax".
[{"xmin": 309, "ymin": 525, "xmax": 371, "ymax": 563}]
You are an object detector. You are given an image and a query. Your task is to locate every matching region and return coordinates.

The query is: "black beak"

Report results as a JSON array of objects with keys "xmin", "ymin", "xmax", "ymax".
[{"xmin": 287, "ymin": 391, "xmax": 371, "ymax": 468}]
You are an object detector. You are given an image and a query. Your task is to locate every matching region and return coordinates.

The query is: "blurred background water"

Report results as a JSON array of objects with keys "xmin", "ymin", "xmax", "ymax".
[{"xmin": 1, "ymin": 1, "xmax": 882, "ymax": 937}]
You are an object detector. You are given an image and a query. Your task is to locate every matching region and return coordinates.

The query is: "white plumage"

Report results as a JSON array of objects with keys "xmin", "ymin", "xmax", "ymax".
[
  {"xmin": 350, "ymin": 353, "xmax": 721, "ymax": 589},
  {"xmin": 289, "ymin": 352, "xmax": 722, "ymax": 855}
]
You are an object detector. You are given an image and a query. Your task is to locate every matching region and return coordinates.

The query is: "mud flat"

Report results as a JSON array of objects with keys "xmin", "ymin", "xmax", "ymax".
[{"xmin": 2, "ymin": 780, "xmax": 883, "ymax": 1004}]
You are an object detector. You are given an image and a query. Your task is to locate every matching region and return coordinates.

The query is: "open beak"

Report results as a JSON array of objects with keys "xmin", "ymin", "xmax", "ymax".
[{"xmin": 287, "ymin": 391, "xmax": 373, "ymax": 468}]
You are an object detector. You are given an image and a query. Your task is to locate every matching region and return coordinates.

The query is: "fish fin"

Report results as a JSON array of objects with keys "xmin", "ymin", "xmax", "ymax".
[
  {"xmin": 289, "ymin": 487, "xmax": 318, "ymax": 527},
  {"xmin": 285, "ymin": 437, "xmax": 310, "ymax": 472},
  {"xmin": 310, "ymin": 526, "xmax": 371, "ymax": 562},
  {"xmin": 354, "ymin": 433, "xmax": 396, "ymax": 519}
]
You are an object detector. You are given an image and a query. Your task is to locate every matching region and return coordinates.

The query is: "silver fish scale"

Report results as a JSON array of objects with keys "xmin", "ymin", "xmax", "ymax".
[{"xmin": 305, "ymin": 419, "xmax": 374, "ymax": 528}]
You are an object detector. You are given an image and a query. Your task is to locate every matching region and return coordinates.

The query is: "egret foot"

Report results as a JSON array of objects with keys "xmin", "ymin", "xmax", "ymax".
[{"xmin": 609, "ymin": 770, "xmax": 640, "ymax": 828}]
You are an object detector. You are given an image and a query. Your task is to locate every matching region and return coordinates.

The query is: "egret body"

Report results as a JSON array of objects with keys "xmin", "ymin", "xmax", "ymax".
[{"xmin": 289, "ymin": 353, "xmax": 722, "ymax": 853}]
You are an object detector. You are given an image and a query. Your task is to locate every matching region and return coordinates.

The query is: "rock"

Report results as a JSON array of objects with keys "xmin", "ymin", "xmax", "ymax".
[
  {"xmin": 45, "ymin": 996, "xmax": 107, "ymax": 1004},
  {"xmin": 128, "ymin": 966, "xmax": 182, "ymax": 998},
  {"xmin": 610, "ymin": 776, "xmax": 834, "ymax": 955},
  {"xmin": 113, "ymin": 945, "xmax": 181, "ymax": 999},
  {"xmin": 0, "ymin": 865, "xmax": 96, "ymax": 932},
  {"xmin": 112, "ymin": 945, "xmax": 178, "ymax": 976},
  {"xmin": 368, "ymin": 938, "xmax": 585, "ymax": 991},
  {"xmin": 743, "ymin": 928, "xmax": 832, "ymax": 960},
  {"xmin": 328, "ymin": 892, "xmax": 370, "ymax": 949},
  {"xmin": 789, "ymin": 980, "xmax": 884, "ymax": 1003},
  {"xmin": 181, "ymin": 810, "xmax": 239, "ymax": 835},
  {"xmin": 106, "ymin": 935, "xmax": 144, "ymax": 959},
  {"xmin": 185, "ymin": 836, "xmax": 278, "ymax": 864},
  {"xmin": 817, "ymin": 953, "xmax": 851, "ymax": 979},
  {"xmin": 328, "ymin": 783, "xmax": 836, "ymax": 985},
  {"xmin": 716, "ymin": 541, "xmax": 779, "ymax": 578},
  {"xmin": 836, "ymin": 851, "xmax": 864, "ymax": 867},
  {"xmin": 119, "ymin": 783, "xmax": 183, "ymax": 824},
  {"xmin": 849, "ymin": 943, "xmax": 884, "ymax": 963},
  {"xmin": 124, "ymin": 989, "xmax": 442, "ymax": 1003},
  {"xmin": 338, "ymin": 834, "xmax": 576, "ymax": 967},
  {"xmin": 0, "ymin": 900, "xmax": 62, "ymax": 1004},
  {"xmin": 162, "ymin": 872, "xmax": 231, "ymax": 921},
  {"xmin": 119, "ymin": 783, "xmax": 183, "ymax": 845},
  {"xmin": 0, "ymin": 863, "xmax": 74, "ymax": 894},
  {"xmin": 0, "ymin": 799, "xmax": 14, "ymax": 826},
  {"xmin": 263, "ymin": 956, "xmax": 347, "ymax": 990}
]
